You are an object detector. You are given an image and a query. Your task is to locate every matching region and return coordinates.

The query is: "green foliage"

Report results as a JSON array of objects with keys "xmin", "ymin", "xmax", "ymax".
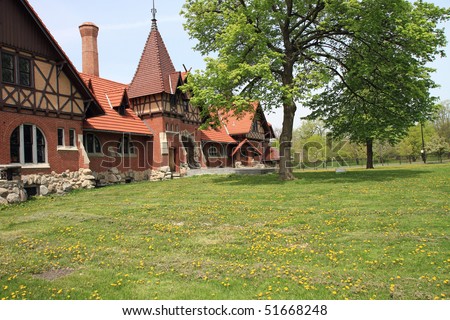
[
  {"xmin": 181, "ymin": 0, "xmax": 449, "ymax": 175},
  {"xmin": 306, "ymin": 0, "xmax": 449, "ymax": 147},
  {"xmin": 433, "ymin": 100, "xmax": 450, "ymax": 143},
  {"xmin": 396, "ymin": 123, "xmax": 436, "ymax": 161},
  {"xmin": 427, "ymin": 135, "xmax": 450, "ymax": 162}
]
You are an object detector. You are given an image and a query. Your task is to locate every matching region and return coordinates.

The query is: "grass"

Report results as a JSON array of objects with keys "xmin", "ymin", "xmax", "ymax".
[{"xmin": 0, "ymin": 164, "xmax": 449, "ymax": 300}]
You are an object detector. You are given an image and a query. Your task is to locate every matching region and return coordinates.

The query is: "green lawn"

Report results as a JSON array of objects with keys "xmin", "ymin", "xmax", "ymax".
[{"xmin": 0, "ymin": 164, "xmax": 449, "ymax": 300}]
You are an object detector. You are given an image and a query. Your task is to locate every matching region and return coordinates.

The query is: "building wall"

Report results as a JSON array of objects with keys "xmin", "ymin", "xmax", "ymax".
[
  {"xmin": 143, "ymin": 116, "xmax": 202, "ymax": 171},
  {"xmin": 83, "ymin": 131, "xmax": 152, "ymax": 173},
  {"xmin": 0, "ymin": 111, "xmax": 83, "ymax": 174},
  {"xmin": 203, "ymin": 142, "xmax": 234, "ymax": 168}
]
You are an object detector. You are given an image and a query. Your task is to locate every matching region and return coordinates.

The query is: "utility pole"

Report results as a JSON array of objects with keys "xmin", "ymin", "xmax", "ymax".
[{"xmin": 420, "ymin": 123, "xmax": 427, "ymax": 164}]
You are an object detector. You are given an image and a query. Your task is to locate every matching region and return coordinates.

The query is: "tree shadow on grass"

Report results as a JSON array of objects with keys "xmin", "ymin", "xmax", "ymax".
[{"xmin": 210, "ymin": 168, "xmax": 430, "ymax": 186}]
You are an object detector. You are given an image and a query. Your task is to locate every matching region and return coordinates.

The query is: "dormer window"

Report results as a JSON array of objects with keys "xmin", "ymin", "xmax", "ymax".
[{"xmin": 118, "ymin": 104, "xmax": 126, "ymax": 116}]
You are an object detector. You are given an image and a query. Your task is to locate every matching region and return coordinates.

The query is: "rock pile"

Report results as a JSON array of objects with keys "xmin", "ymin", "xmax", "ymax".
[
  {"xmin": 1, "ymin": 166, "xmax": 186, "ymax": 205},
  {"xmin": 0, "ymin": 180, "xmax": 27, "ymax": 205}
]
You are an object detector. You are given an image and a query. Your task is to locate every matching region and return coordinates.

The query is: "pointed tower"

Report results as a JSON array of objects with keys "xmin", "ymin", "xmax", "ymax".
[
  {"xmin": 128, "ymin": 1, "xmax": 202, "ymax": 172},
  {"xmin": 128, "ymin": 1, "xmax": 176, "ymax": 99}
]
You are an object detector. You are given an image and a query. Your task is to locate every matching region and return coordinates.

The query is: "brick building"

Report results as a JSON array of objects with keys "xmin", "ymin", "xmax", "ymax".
[{"xmin": 0, "ymin": 0, "xmax": 278, "ymax": 182}]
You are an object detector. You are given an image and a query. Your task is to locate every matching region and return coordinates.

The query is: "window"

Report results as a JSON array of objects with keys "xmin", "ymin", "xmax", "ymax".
[
  {"xmin": 183, "ymin": 100, "xmax": 189, "ymax": 113},
  {"xmin": 1, "ymin": 53, "xmax": 14, "ymax": 83},
  {"xmin": 118, "ymin": 136, "xmax": 135, "ymax": 155},
  {"xmin": 57, "ymin": 128, "xmax": 65, "ymax": 146},
  {"xmin": 19, "ymin": 57, "xmax": 31, "ymax": 86},
  {"xmin": 1, "ymin": 52, "xmax": 32, "ymax": 86},
  {"xmin": 10, "ymin": 124, "xmax": 47, "ymax": 164},
  {"xmin": 208, "ymin": 146, "xmax": 220, "ymax": 157},
  {"xmin": 83, "ymin": 133, "xmax": 101, "ymax": 154},
  {"xmin": 118, "ymin": 105, "xmax": 126, "ymax": 116},
  {"xmin": 69, "ymin": 129, "xmax": 76, "ymax": 147},
  {"xmin": 170, "ymin": 94, "xmax": 177, "ymax": 107},
  {"xmin": 166, "ymin": 123, "xmax": 170, "ymax": 132},
  {"xmin": 252, "ymin": 120, "xmax": 259, "ymax": 133}
]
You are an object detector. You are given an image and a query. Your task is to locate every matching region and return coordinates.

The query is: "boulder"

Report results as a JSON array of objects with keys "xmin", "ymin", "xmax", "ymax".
[
  {"xmin": 19, "ymin": 190, "xmax": 28, "ymax": 202},
  {"xmin": 40, "ymin": 176, "xmax": 48, "ymax": 186},
  {"xmin": 6, "ymin": 193, "xmax": 20, "ymax": 204},
  {"xmin": 62, "ymin": 182, "xmax": 73, "ymax": 192},
  {"xmin": 160, "ymin": 166, "xmax": 171, "ymax": 173},
  {"xmin": 109, "ymin": 167, "xmax": 119, "ymax": 175},
  {"xmin": 107, "ymin": 173, "xmax": 119, "ymax": 183},
  {"xmin": 0, "ymin": 188, "xmax": 8, "ymax": 198},
  {"xmin": 40, "ymin": 185, "xmax": 49, "ymax": 196},
  {"xmin": 0, "ymin": 197, "xmax": 8, "ymax": 205},
  {"xmin": 82, "ymin": 168, "xmax": 93, "ymax": 176},
  {"xmin": 82, "ymin": 180, "xmax": 94, "ymax": 188},
  {"xmin": 82, "ymin": 175, "xmax": 96, "ymax": 181}
]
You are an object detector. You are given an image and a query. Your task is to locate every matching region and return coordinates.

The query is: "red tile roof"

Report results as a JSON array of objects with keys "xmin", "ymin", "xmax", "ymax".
[
  {"xmin": 80, "ymin": 73, "xmax": 152, "ymax": 136},
  {"xmin": 220, "ymin": 101, "xmax": 259, "ymax": 135},
  {"xmin": 200, "ymin": 127, "xmax": 237, "ymax": 144},
  {"xmin": 128, "ymin": 24, "xmax": 176, "ymax": 98}
]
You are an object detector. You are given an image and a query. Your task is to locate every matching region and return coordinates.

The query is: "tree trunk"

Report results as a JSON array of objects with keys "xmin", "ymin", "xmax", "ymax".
[
  {"xmin": 279, "ymin": 102, "xmax": 297, "ymax": 180},
  {"xmin": 366, "ymin": 139, "xmax": 375, "ymax": 169}
]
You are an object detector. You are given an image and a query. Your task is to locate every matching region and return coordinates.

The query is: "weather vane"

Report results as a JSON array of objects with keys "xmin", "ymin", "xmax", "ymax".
[{"xmin": 151, "ymin": 0, "xmax": 157, "ymax": 21}]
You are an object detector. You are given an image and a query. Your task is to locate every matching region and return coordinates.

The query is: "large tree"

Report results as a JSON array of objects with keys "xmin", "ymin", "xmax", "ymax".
[
  {"xmin": 181, "ymin": 0, "xmax": 449, "ymax": 178},
  {"xmin": 305, "ymin": 1, "xmax": 449, "ymax": 169}
]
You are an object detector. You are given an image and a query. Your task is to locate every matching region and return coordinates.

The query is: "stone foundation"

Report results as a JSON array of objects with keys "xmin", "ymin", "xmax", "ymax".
[
  {"xmin": 1, "ymin": 162, "xmax": 270, "ymax": 205},
  {"xmin": 0, "ymin": 167, "xmax": 185, "ymax": 205},
  {"xmin": 0, "ymin": 180, "xmax": 27, "ymax": 205}
]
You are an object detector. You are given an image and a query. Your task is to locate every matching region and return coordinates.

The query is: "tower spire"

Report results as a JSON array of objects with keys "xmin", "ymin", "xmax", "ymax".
[{"xmin": 151, "ymin": 0, "xmax": 158, "ymax": 30}]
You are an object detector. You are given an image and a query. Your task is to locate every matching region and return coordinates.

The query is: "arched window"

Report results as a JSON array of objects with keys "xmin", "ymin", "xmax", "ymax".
[
  {"xmin": 208, "ymin": 146, "xmax": 220, "ymax": 157},
  {"xmin": 10, "ymin": 124, "xmax": 47, "ymax": 164},
  {"xmin": 117, "ymin": 136, "xmax": 135, "ymax": 155},
  {"xmin": 83, "ymin": 133, "xmax": 101, "ymax": 154}
]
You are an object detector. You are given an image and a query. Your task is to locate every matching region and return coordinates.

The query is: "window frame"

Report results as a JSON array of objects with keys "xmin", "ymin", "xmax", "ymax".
[
  {"xmin": 1, "ymin": 51, "xmax": 33, "ymax": 87},
  {"xmin": 57, "ymin": 128, "xmax": 65, "ymax": 147},
  {"xmin": 252, "ymin": 120, "xmax": 259, "ymax": 133},
  {"xmin": 10, "ymin": 124, "xmax": 48, "ymax": 165},
  {"xmin": 208, "ymin": 145, "xmax": 221, "ymax": 158},
  {"xmin": 69, "ymin": 129, "xmax": 76, "ymax": 147},
  {"xmin": 1, "ymin": 52, "xmax": 15, "ymax": 84},
  {"xmin": 83, "ymin": 133, "xmax": 102, "ymax": 154},
  {"xmin": 117, "ymin": 135, "xmax": 136, "ymax": 156}
]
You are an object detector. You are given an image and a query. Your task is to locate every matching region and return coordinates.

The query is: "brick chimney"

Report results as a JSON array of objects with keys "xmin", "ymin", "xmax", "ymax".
[{"xmin": 79, "ymin": 22, "xmax": 100, "ymax": 76}]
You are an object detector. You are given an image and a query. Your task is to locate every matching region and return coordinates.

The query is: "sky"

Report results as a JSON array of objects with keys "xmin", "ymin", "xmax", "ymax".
[{"xmin": 28, "ymin": 0, "xmax": 450, "ymax": 130}]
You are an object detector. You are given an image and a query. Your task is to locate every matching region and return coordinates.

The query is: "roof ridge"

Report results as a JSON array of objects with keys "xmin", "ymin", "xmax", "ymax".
[{"xmin": 80, "ymin": 72, "xmax": 127, "ymax": 87}]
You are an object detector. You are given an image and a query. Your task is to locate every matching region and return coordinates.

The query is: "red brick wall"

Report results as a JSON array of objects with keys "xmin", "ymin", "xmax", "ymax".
[
  {"xmin": 203, "ymin": 142, "xmax": 233, "ymax": 168},
  {"xmin": 0, "ymin": 111, "xmax": 83, "ymax": 174},
  {"xmin": 85, "ymin": 131, "xmax": 152, "ymax": 173},
  {"xmin": 144, "ymin": 116, "xmax": 202, "ymax": 171}
]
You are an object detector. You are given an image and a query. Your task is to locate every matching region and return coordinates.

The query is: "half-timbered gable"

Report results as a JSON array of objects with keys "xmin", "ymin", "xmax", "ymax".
[
  {"xmin": 0, "ymin": 0, "xmax": 102, "ymax": 174},
  {"xmin": 0, "ymin": 0, "xmax": 102, "ymax": 119}
]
